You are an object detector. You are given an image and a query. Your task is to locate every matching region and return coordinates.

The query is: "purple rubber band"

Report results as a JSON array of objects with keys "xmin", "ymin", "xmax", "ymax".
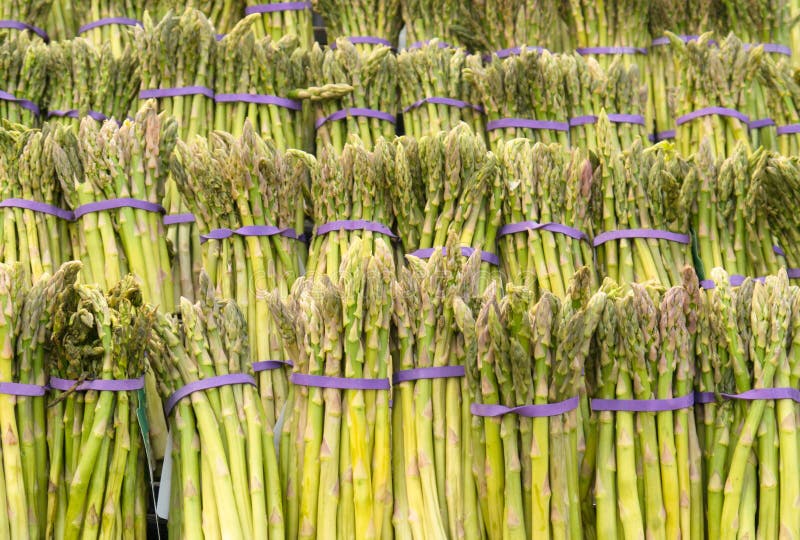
[
  {"xmin": 139, "ymin": 86, "xmax": 215, "ymax": 100},
  {"xmin": 0, "ymin": 20, "xmax": 49, "ymax": 42},
  {"xmin": 744, "ymin": 43, "xmax": 792, "ymax": 56},
  {"xmin": 200, "ymin": 225, "xmax": 304, "ymax": 244},
  {"xmin": 216, "ymin": 34, "xmax": 225, "ymax": 41},
  {"xmin": 696, "ymin": 388, "xmax": 800, "ymax": 403},
  {"xmin": 408, "ymin": 247, "xmax": 500, "ymax": 266},
  {"xmin": 315, "ymin": 108, "xmax": 397, "ymax": 129},
  {"xmin": 651, "ymin": 35, "xmax": 702, "ymax": 47},
  {"xmin": 164, "ymin": 373, "xmax": 256, "ymax": 416},
  {"xmin": 73, "ymin": 198, "xmax": 165, "ymax": 219},
  {"xmin": 0, "ymin": 198, "xmax": 74, "ymax": 220},
  {"xmin": 408, "ymin": 40, "xmax": 454, "ymax": 50},
  {"xmin": 471, "ymin": 396, "xmax": 580, "ymax": 418},
  {"xmin": 0, "ymin": 90, "xmax": 40, "ymax": 116},
  {"xmin": 749, "ymin": 118, "xmax": 775, "ymax": 129},
  {"xmin": 78, "ymin": 17, "xmax": 142, "ymax": 34},
  {"xmin": 577, "ymin": 46, "xmax": 647, "ymax": 55},
  {"xmin": 593, "ymin": 228, "xmax": 690, "ymax": 247},
  {"xmin": 497, "ymin": 220, "xmax": 589, "ymax": 242},
  {"xmin": 699, "ymin": 279, "xmax": 716, "ymax": 290},
  {"xmin": 487, "ymin": 46, "xmax": 547, "ymax": 60},
  {"xmin": 676, "ymin": 107, "xmax": 749, "ymax": 126},
  {"xmin": 291, "ymin": 372, "xmax": 391, "ymax": 391},
  {"xmin": 776, "ymin": 124, "xmax": 800, "ymax": 135},
  {"xmin": 787, "ymin": 268, "xmax": 800, "ymax": 279},
  {"xmin": 654, "ymin": 129, "xmax": 676, "ymax": 141},
  {"xmin": 486, "ymin": 118, "xmax": 569, "ymax": 132},
  {"xmin": 728, "ymin": 274, "xmax": 766, "ymax": 287},
  {"xmin": 774, "ymin": 245, "xmax": 786, "ymax": 258},
  {"xmin": 590, "ymin": 393, "xmax": 694, "ymax": 412},
  {"xmin": 403, "ymin": 97, "xmax": 483, "ymax": 113},
  {"xmin": 569, "ymin": 114, "xmax": 645, "ymax": 127},
  {"xmin": 0, "ymin": 382, "xmax": 46, "ymax": 397},
  {"xmin": 253, "ymin": 360, "xmax": 293, "ymax": 372},
  {"xmin": 49, "ymin": 376, "xmax": 145, "ymax": 392},
  {"xmin": 245, "ymin": 1, "xmax": 312, "ymax": 14},
  {"xmin": 163, "ymin": 213, "xmax": 196, "ymax": 225},
  {"xmin": 214, "ymin": 93, "xmax": 302, "ymax": 111},
  {"xmin": 393, "ymin": 365, "xmax": 465, "ymax": 384},
  {"xmin": 330, "ymin": 36, "xmax": 393, "ymax": 48},
  {"xmin": 315, "ymin": 219, "xmax": 398, "ymax": 238},
  {"xmin": 47, "ymin": 109, "xmax": 110, "ymax": 122}
]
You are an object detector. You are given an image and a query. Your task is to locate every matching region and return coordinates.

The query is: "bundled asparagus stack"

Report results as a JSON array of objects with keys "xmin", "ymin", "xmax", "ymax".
[
  {"xmin": 149, "ymin": 274, "xmax": 284, "ymax": 540},
  {"xmin": 756, "ymin": 56, "xmax": 800, "ymax": 155},
  {"xmin": 172, "ymin": 123, "xmax": 307, "ymax": 426},
  {"xmin": 0, "ymin": 34, "xmax": 48, "ymax": 127},
  {"xmin": 162, "ymin": 180, "xmax": 201, "ymax": 306},
  {"xmin": 496, "ymin": 140, "xmax": 598, "ymax": 296},
  {"xmin": 73, "ymin": 0, "xmax": 157, "ymax": 57},
  {"xmin": 135, "ymin": 8, "xmax": 217, "ymax": 141},
  {"xmin": 465, "ymin": 49, "xmax": 569, "ymax": 150},
  {"xmin": 0, "ymin": 0, "xmax": 50, "ymax": 42},
  {"xmin": 398, "ymin": 42, "xmax": 485, "ymax": 139},
  {"xmin": 302, "ymin": 40, "xmax": 398, "ymax": 153},
  {"xmin": 594, "ymin": 127, "xmax": 694, "ymax": 287},
  {"xmin": 269, "ymin": 239, "xmax": 394, "ymax": 540},
  {"xmin": 564, "ymin": 54, "xmax": 649, "ymax": 151},
  {"xmin": 311, "ymin": 0, "xmax": 402, "ymax": 48},
  {"xmin": 246, "ymin": 0, "xmax": 314, "ymax": 47},
  {"xmin": 45, "ymin": 38, "xmax": 141, "ymax": 128},
  {"xmin": 47, "ymin": 272, "xmax": 153, "ymax": 540},
  {"xmin": 453, "ymin": 267, "xmax": 603, "ymax": 539}
]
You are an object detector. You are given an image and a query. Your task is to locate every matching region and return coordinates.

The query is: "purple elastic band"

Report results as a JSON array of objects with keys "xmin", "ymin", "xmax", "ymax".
[
  {"xmin": 49, "ymin": 376, "xmax": 145, "ymax": 392},
  {"xmin": 774, "ymin": 245, "xmax": 786, "ymax": 257},
  {"xmin": 487, "ymin": 46, "xmax": 547, "ymax": 60},
  {"xmin": 590, "ymin": 393, "xmax": 694, "ymax": 412},
  {"xmin": 0, "ymin": 90, "xmax": 40, "ymax": 116},
  {"xmin": 569, "ymin": 114, "xmax": 646, "ymax": 127},
  {"xmin": 0, "ymin": 20, "xmax": 49, "ymax": 42},
  {"xmin": 749, "ymin": 118, "xmax": 775, "ymax": 129},
  {"xmin": 408, "ymin": 40, "xmax": 454, "ymax": 50},
  {"xmin": 577, "ymin": 46, "xmax": 647, "ymax": 55},
  {"xmin": 315, "ymin": 108, "xmax": 397, "ymax": 129},
  {"xmin": 164, "ymin": 373, "xmax": 256, "ymax": 416},
  {"xmin": 216, "ymin": 34, "xmax": 225, "ymax": 41},
  {"xmin": 245, "ymin": 1, "xmax": 311, "ymax": 14},
  {"xmin": 73, "ymin": 198, "xmax": 165, "ymax": 219},
  {"xmin": 651, "ymin": 35, "xmax": 702, "ymax": 47},
  {"xmin": 330, "ymin": 36, "xmax": 393, "ymax": 48},
  {"xmin": 163, "ymin": 213, "xmax": 196, "ymax": 225},
  {"xmin": 471, "ymin": 396, "xmax": 580, "ymax": 418},
  {"xmin": 315, "ymin": 219, "xmax": 398, "ymax": 239},
  {"xmin": 787, "ymin": 268, "xmax": 800, "ymax": 279},
  {"xmin": 497, "ymin": 220, "xmax": 589, "ymax": 242},
  {"xmin": 676, "ymin": 107, "xmax": 749, "ymax": 126},
  {"xmin": 393, "ymin": 365, "xmax": 465, "ymax": 384},
  {"xmin": 47, "ymin": 109, "xmax": 110, "ymax": 122},
  {"xmin": 654, "ymin": 129, "xmax": 676, "ymax": 141},
  {"xmin": 729, "ymin": 274, "xmax": 766, "ymax": 287},
  {"xmin": 486, "ymin": 118, "xmax": 569, "ymax": 132},
  {"xmin": 0, "ymin": 198, "xmax": 74, "ymax": 220},
  {"xmin": 402, "ymin": 97, "xmax": 483, "ymax": 113},
  {"xmin": 291, "ymin": 372, "xmax": 391, "ymax": 391},
  {"xmin": 0, "ymin": 382, "xmax": 46, "ymax": 397},
  {"xmin": 593, "ymin": 228, "xmax": 690, "ymax": 247},
  {"xmin": 744, "ymin": 43, "xmax": 792, "ymax": 56},
  {"xmin": 214, "ymin": 93, "xmax": 302, "ymax": 111},
  {"xmin": 139, "ymin": 86, "xmax": 215, "ymax": 100},
  {"xmin": 253, "ymin": 360, "xmax": 293, "ymax": 372},
  {"xmin": 408, "ymin": 246, "xmax": 500, "ymax": 266},
  {"xmin": 776, "ymin": 124, "xmax": 800, "ymax": 135},
  {"xmin": 699, "ymin": 279, "xmax": 716, "ymax": 290},
  {"xmin": 200, "ymin": 225, "xmax": 305, "ymax": 244},
  {"xmin": 78, "ymin": 17, "xmax": 142, "ymax": 34},
  {"xmin": 696, "ymin": 388, "xmax": 800, "ymax": 403}
]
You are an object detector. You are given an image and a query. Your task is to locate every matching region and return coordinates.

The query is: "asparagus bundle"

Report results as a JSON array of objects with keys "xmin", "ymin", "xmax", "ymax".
[
  {"xmin": 246, "ymin": 0, "xmax": 314, "ymax": 47},
  {"xmin": 214, "ymin": 25, "xmax": 310, "ymax": 150},
  {"xmin": 74, "ymin": 0, "xmax": 158, "ymax": 57},
  {"xmin": 159, "ymin": 0, "xmax": 245, "ymax": 35},
  {"xmin": 398, "ymin": 42, "xmax": 485, "ymax": 139},
  {"xmin": 301, "ymin": 40, "xmax": 398, "ymax": 153},
  {"xmin": 45, "ymin": 38, "xmax": 140, "ymax": 128},
  {"xmin": 47, "ymin": 272, "xmax": 153, "ymax": 540},
  {"xmin": 311, "ymin": 0, "xmax": 402, "ymax": 48},
  {"xmin": 0, "ymin": 0, "xmax": 51, "ymax": 42},
  {"xmin": 0, "ymin": 34, "xmax": 48, "ymax": 127},
  {"xmin": 756, "ymin": 56, "xmax": 800, "ymax": 155},
  {"xmin": 594, "ymin": 128, "xmax": 694, "ymax": 287},
  {"xmin": 564, "ymin": 54, "xmax": 649, "ymax": 151},
  {"xmin": 135, "ymin": 8, "xmax": 217, "ymax": 141},
  {"xmin": 172, "ymin": 123, "xmax": 308, "ymax": 426},
  {"xmin": 269, "ymin": 239, "xmax": 394, "ymax": 540},
  {"xmin": 162, "ymin": 181, "xmax": 201, "ymax": 306},
  {"xmin": 465, "ymin": 49, "xmax": 569, "ymax": 151},
  {"xmin": 148, "ymin": 274, "xmax": 285, "ymax": 540},
  {"xmin": 496, "ymin": 139, "xmax": 598, "ymax": 296}
]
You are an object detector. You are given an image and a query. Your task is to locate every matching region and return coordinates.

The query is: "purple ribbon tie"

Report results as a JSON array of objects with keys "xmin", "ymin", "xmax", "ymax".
[
  {"xmin": 676, "ymin": 107, "xmax": 749, "ymax": 127},
  {"xmin": 471, "ymin": 396, "xmax": 580, "ymax": 418},
  {"xmin": 215, "ymin": 93, "xmax": 302, "ymax": 110},
  {"xmin": 695, "ymin": 388, "xmax": 800, "ymax": 403},
  {"xmin": 0, "ymin": 198, "xmax": 74, "ymax": 220},
  {"xmin": 0, "ymin": 20, "xmax": 49, "ymax": 42},
  {"xmin": 497, "ymin": 221, "xmax": 588, "ymax": 242},
  {"xmin": 577, "ymin": 46, "xmax": 647, "ymax": 55},
  {"xmin": 163, "ymin": 213, "xmax": 196, "ymax": 225},
  {"xmin": 777, "ymin": 124, "xmax": 800, "ymax": 136},
  {"xmin": 330, "ymin": 36, "xmax": 393, "ymax": 48},
  {"xmin": 749, "ymin": 118, "xmax": 775, "ymax": 129},
  {"xmin": 48, "ymin": 109, "xmax": 110, "ymax": 122},
  {"xmin": 393, "ymin": 366, "xmax": 465, "ymax": 384},
  {"xmin": 315, "ymin": 219, "xmax": 397, "ymax": 239},
  {"xmin": 0, "ymin": 382, "xmax": 46, "ymax": 397},
  {"xmin": 139, "ymin": 86, "xmax": 215, "ymax": 100},
  {"xmin": 49, "ymin": 376, "xmax": 145, "ymax": 392},
  {"xmin": 245, "ymin": 1, "xmax": 312, "ymax": 14},
  {"xmin": 408, "ymin": 247, "xmax": 500, "ymax": 266},
  {"xmin": 569, "ymin": 114, "xmax": 645, "ymax": 127},
  {"xmin": 164, "ymin": 373, "xmax": 257, "ymax": 416},
  {"xmin": 200, "ymin": 225, "xmax": 305, "ymax": 244},
  {"xmin": 486, "ymin": 118, "xmax": 569, "ymax": 132},
  {"xmin": 315, "ymin": 108, "xmax": 396, "ymax": 129},
  {"xmin": 0, "ymin": 90, "xmax": 40, "ymax": 116},
  {"xmin": 252, "ymin": 360, "xmax": 294, "ymax": 372},
  {"xmin": 78, "ymin": 17, "xmax": 142, "ymax": 34},
  {"xmin": 593, "ymin": 228, "xmax": 690, "ymax": 247},
  {"xmin": 403, "ymin": 97, "xmax": 483, "ymax": 113},
  {"xmin": 590, "ymin": 393, "xmax": 694, "ymax": 412},
  {"xmin": 291, "ymin": 372, "xmax": 391, "ymax": 391},
  {"xmin": 73, "ymin": 198, "xmax": 165, "ymax": 219}
]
